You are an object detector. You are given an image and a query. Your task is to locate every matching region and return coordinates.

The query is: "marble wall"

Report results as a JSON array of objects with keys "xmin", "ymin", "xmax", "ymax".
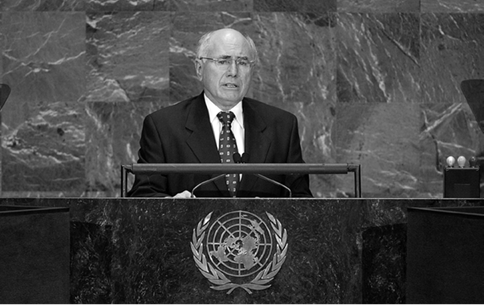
[{"xmin": 1, "ymin": 0, "xmax": 483, "ymax": 198}]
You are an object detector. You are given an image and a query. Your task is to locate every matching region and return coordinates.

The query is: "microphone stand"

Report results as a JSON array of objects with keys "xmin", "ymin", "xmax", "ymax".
[
  {"xmin": 252, "ymin": 173, "xmax": 292, "ymax": 198},
  {"xmin": 190, "ymin": 153, "xmax": 294, "ymax": 198},
  {"xmin": 190, "ymin": 174, "xmax": 226, "ymax": 198},
  {"xmin": 234, "ymin": 153, "xmax": 292, "ymax": 198}
]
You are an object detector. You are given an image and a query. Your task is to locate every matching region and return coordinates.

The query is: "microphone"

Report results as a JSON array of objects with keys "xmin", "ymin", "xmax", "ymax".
[
  {"xmin": 241, "ymin": 153, "xmax": 249, "ymax": 163},
  {"xmin": 233, "ymin": 153, "xmax": 292, "ymax": 198},
  {"xmin": 0, "ymin": 84, "xmax": 11, "ymax": 111},
  {"xmin": 233, "ymin": 152, "xmax": 242, "ymax": 163}
]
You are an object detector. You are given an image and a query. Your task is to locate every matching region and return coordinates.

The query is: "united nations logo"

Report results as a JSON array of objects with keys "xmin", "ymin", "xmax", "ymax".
[{"xmin": 190, "ymin": 210, "xmax": 288, "ymax": 294}]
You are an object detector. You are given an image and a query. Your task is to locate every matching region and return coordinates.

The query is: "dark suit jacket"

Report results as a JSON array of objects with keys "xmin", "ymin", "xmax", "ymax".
[{"xmin": 127, "ymin": 92, "xmax": 312, "ymax": 197}]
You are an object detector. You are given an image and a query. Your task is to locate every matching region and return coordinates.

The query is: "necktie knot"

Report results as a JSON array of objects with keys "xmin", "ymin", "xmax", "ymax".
[{"xmin": 217, "ymin": 111, "xmax": 235, "ymax": 126}]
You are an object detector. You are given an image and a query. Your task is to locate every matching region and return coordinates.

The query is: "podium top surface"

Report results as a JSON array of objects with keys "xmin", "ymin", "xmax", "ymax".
[
  {"xmin": 0, "ymin": 205, "xmax": 69, "ymax": 216},
  {"xmin": 408, "ymin": 206, "xmax": 484, "ymax": 217}
]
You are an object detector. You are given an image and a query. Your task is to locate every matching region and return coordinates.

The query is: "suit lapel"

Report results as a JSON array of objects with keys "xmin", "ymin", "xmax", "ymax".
[
  {"xmin": 185, "ymin": 93, "xmax": 228, "ymax": 194},
  {"xmin": 240, "ymin": 99, "xmax": 272, "ymax": 193}
]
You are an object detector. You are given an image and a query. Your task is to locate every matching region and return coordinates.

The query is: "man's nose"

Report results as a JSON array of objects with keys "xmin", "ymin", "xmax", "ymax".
[{"xmin": 226, "ymin": 59, "xmax": 238, "ymax": 76}]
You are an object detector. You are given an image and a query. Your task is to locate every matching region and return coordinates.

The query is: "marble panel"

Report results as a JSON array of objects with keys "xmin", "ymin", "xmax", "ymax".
[
  {"xmin": 421, "ymin": 0, "xmax": 484, "ymax": 13},
  {"xmin": 0, "ymin": 12, "xmax": 86, "ymax": 106},
  {"xmin": 1, "ymin": 12, "xmax": 86, "ymax": 196},
  {"xmin": 420, "ymin": 13, "xmax": 484, "ymax": 104},
  {"xmin": 254, "ymin": 0, "xmax": 336, "ymax": 13},
  {"xmin": 86, "ymin": 0, "xmax": 170, "ymax": 12},
  {"xmin": 171, "ymin": 0, "xmax": 252, "ymax": 11},
  {"xmin": 251, "ymin": 12, "xmax": 338, "ymax": 196},
  {"xmin": 0, "ymin": 0, "xmax": 86, "ymax": 11},
  {"xmin": 1, "ymin": 100, "xmax": 86, "ymax": 196},
  {"xmin": 85, "ymin": 101, "xmax": 159, "ymax": 197},
  {"xmin": 337, "ymin": 0, "xmax": 420, "ymax": 13},
  {"xmin": 361, "ymin": 223, "xmax": 406, "ymax": 303},
  {"xmin": 250, "ymin": 13, "xmax": 336, "ymax": 109},
  {"xmin": 334, "ymin": 103, "xmax": 423, "ymax": 198},
  {"xmin": 0, "ymin": 14, "xmax": 3, "ymax": 83},
  {"xmin": 85, "ymin": 11, "xmax": 171, "ymax": 103},
  {"xmin": 337, "ymin": 13, "xmax": 421, "ymax": 104},
  {"xmin": 70, "ymin": 220, "xmax": 113, "ymax": 303}
]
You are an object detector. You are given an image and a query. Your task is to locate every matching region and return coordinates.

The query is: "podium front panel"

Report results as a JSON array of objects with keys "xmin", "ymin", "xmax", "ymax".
[
  {"xmin": 407, "ymin": 206, "xmax": 484, "ymax": 303},
  {"xmin": 0, "ymin": 205, "xmax": 70, "ymax": 304}
]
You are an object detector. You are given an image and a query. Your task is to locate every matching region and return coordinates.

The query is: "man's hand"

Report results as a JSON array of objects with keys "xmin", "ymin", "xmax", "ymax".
[{"xmin": 172, "ymin": 190, "xmax": 194, "ymax": 198}]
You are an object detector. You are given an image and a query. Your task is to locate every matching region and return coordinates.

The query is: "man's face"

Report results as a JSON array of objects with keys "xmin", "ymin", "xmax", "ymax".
[{"xmin": 196, "ymin": 30, "xmax": 254, "ymax": 111}]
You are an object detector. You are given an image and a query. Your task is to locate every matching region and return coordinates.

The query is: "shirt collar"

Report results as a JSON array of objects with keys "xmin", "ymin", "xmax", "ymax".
[{"xmin": 204, "ymin": 93, "xmax": 244, "ymax": 127}]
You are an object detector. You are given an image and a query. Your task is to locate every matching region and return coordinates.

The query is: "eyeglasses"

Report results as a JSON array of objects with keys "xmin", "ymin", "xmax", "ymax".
[{"xmin": 199, "ymin": 57, "xmax": 254, "ymax": 68}]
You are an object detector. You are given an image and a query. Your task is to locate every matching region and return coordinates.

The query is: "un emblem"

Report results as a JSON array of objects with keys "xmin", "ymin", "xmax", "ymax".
[{"xmin": 190, "ymin": 210, "xmax": 288, "ymax": 294}]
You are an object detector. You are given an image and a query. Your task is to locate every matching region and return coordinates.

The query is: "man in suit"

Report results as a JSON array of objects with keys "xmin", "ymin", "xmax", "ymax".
[{"xmin": 128, "ymin": 28, "xmax": 312, "ymax": 198}]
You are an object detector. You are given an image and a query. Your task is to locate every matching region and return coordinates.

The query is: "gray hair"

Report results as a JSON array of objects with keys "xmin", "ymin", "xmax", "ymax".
[{"xmin": 195, "ymin": 28, "xmax": 259, "ymax": 66}]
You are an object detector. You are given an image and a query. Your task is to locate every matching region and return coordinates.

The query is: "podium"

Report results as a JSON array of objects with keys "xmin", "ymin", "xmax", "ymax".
[
  {"xmin": 0, "ymin": 205, "xmax": 70, "ymax": 303},
  {"xmin": 407, "ymin": 206, "xmax": 484, "ymax": 303},
  {"xmin": 1, "ymin": 197, "xmax": 483, "ymax": 303}
]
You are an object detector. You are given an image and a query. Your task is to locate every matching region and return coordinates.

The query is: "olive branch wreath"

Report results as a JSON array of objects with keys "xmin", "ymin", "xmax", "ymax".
[{"xmin": 190, "ymin": 211, "xmax": 288, "ymax": 294}]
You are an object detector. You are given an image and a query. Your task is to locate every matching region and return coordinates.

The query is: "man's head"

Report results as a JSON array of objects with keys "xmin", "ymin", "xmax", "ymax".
[{"xmin": 195, "ymin": 28, "xmax": 258, "ymax": 111}]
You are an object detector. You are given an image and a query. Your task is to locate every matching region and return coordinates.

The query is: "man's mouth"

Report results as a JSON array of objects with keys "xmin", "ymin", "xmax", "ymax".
[{"xmin": 223, "ymin": 83, "xmax": 239, "ymax": 88}]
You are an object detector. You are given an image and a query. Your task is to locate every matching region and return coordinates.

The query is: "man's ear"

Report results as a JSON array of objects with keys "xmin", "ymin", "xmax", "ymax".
[{"xmin": 194, "ymin": 59, "xmax": 203, "ymax": 80}]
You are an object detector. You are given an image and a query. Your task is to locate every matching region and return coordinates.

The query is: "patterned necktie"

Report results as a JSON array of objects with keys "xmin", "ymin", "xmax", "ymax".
[{"xmin": 217, "ymin": 111, "xmax": 239, "ymax": 197}]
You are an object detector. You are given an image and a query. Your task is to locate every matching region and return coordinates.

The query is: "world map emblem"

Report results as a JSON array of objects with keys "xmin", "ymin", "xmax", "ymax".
[{"xmin": 190, "ymin": 210, "xmax": 288, "ymax": 294}]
